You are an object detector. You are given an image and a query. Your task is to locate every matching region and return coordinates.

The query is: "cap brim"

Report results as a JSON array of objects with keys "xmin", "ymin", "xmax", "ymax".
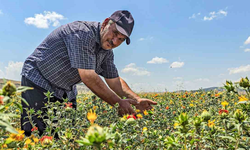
[{"xmin": 115, "ymin": 23, "xmax": 130, "ymax": 45}]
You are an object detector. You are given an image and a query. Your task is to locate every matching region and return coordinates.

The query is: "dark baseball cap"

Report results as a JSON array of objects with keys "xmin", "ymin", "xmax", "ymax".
[{"xmin": 109, "ymin": 10, "xmax": 134, "ymax": 45}]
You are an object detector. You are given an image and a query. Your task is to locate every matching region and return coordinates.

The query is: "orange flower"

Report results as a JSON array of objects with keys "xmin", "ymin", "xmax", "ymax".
[
  {"xmin": 214, "ymin": 94, "xmax": 219, "ymax": 97},
  {"xmin": 166, "ymin": 106, "xmax": 169, "ymax": 110},
  {"xmin": 65, "ymin": 102, "xmax": 72, "ymax": 108},
  {"xmin": 182, "ymin": 106, "xmax": 186, "ymax": 109},
  {"xmin": 173, "ymin": 111, "xmax": 176, "ymax": 115},
  {"xmin": 87, "ymin": 109, "xmax": 97, "ymax": 124}
]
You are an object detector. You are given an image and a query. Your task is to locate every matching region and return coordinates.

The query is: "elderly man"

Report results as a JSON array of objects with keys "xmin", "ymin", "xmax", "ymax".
[{"xmin": 21, "ymin": 10, "xmax": 157, "ymax": 136}]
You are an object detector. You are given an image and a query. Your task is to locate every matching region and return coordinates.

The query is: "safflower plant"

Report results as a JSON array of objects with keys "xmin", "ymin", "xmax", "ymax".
[{"xmin": 0, "ymin": 78, "xmax": 250, "ymax": 149}]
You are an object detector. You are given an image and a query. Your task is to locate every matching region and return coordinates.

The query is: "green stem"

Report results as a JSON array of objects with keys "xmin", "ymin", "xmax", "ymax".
[{"xmin": 184, "ymin": 135, "xmax": 187, "ymax": 150}]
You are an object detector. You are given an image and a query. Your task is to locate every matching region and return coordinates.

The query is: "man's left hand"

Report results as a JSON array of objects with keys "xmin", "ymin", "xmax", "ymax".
[{"xmin": 135, "ymin": 98, "xmax": 157, "ymax": 112}]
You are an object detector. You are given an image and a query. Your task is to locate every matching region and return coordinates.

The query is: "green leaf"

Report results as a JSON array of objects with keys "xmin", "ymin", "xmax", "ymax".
[
  {"xmin": 17, "ymin": 95, "xmax": 29, "ymax": 106},
  {"xmin": 13, "ymin": 101, "xmax": 23, "ymax": 113},
  {"xmin": 218, "ymin": 136, "xmax": 237, "ymax": 142},
  {"xmin": 76, "ymin": 138, "xmax": 93, "ymax": 146},
  {"xmin": 0, "ymin": 120, "xmax": 18, "ymax": 134},
  {"xmin": 16, "ymin": 86, "xmax": 34, "ymax": 93}
]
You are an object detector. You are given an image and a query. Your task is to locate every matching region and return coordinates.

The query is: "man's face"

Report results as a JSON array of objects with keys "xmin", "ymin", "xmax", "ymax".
[{"xmin": 100, "ymin": 21, "xmax": 127, "ymax": 50}]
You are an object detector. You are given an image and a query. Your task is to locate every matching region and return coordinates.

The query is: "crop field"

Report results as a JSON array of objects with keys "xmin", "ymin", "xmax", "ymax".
[{"xmin": 0, "ymin": 78, "xmax": 250, "ymax": 150}]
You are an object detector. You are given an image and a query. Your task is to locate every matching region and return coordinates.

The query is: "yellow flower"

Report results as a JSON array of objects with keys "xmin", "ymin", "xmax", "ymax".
[
  {"xmin": 207, "ymin": 120, "xmax": 215, "ymax": 128},
  {"xmin": 30, "ymin": 142, "xmax": 35, "ymax": 146},
  {"xmin": 174, "ymin": 123, "xmax": 179, "ymax": 129},
  {"xmin": 87, "ymin": 109, "xmax": 97, "ymax": 124},
  {"xmin": 16, "ymin": 109, "xmax": 19, "ymax": 112},
  {"xmin": 189, "ymin": 103, "xmax": 194, "ymax": 107},
  {"xmin": 110, "ymin": 106, "xmax": 113, "ymax": 109},
  {"xmin": 143, "ymin": 127, "xmax": 147, "ymax": 131},
  {"xmin": 25, "ymin": 138, "xmax": 32, "ymax": 145},
  {"xmin": 221, "ymin": 101, "xmax": 229, "ymax": 107},
  {"xmin": 5, "ymin": 106, "xmax": 9, "ymax": 110},
  {"xmin": 136, "ymin": 109, "xmax": 141, "ymax": 113},
  {"xmin": 238, "ymin": 96, "xmax": 248, "ymax": 102},
  {"xmin": 9, "ymin": 129, "xmax": 25, "ymax": 141},
  {"xmin": 137, "ymin": 114, "xmax": 143, "ymax": 119},
  {"xmin": 123, "ymin": 114, "xmax": 128, "ymax": 119},
  {"xmin": 33, "ymin": 137, "xmax": 39, "ymax": 143},
  {"xmin": 143, "ymin": 110, "xmax": 148, "ymax": 115}
]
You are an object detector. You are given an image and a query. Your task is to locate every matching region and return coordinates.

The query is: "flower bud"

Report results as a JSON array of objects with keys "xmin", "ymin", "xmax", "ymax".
[
  {"xmin": 201, "ymin": 110, "xmax": 211, "ymax": 122},
  {"xmin": 239, "ymin": 77, "xmax": 250, "ymax": 88},
  {"xmin": 125, "ymin": 118, "xmax": 136, "ymax": 125},
  {"xmin": 2, "ymin": 81, "xmax": 16, "ymax": 96}
]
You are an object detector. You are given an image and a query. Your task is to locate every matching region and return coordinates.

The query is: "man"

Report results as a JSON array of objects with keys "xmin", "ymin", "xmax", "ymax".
[{"xmin": 21, "ymin": 10, "xmax": 157, "ymax": 136}]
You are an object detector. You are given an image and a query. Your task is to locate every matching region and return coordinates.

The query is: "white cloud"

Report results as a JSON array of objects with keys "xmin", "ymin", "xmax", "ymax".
[
  {"xmin": 189, "ymin": 12, "xmax": 201, "ymax": 19},
  {"xmin": 0, "ymin": 61, "xmax": 23, "ymax": 81},
  {"xmin": 173, "ymin": 77, "xmax": 183, "ymax": 80},
  {"xmin": 138, "ymin": 36, "xmax": 153, "ymax": 41},
  {"xmin": 228, "ymin": 65, "xmax": 250, "ymax": 74},
  {"xmin": 170, "ymin": 61, "xmax": 184, "ymax": 68},
  {"xmin": 203, "ymin": 9, "xmax": 228, "ymax": 21},
  {"xmin": 147, "ymin": 57, "xmax": 169, "ymax": 64},
  {"xmin": 0, "ymin": 10, "xmax": 3, "ymax": 15},
  {"xmin": 244, "ymin": 48, "xmax": 250, "ymax": 52},
  {"xmin": 24, "ymin": 11, "xmax": 66, "ymax": 29},
  {"xmin": 121, "ymin": 63, "xmax": 150, "ymax": 76},
  {"xmin": 244, "ymin": 36, "xmax": 250, "ymax": 45},
  {"xmin": 194, "ymin": 78, "xmax": 210, "ymax": 82}
]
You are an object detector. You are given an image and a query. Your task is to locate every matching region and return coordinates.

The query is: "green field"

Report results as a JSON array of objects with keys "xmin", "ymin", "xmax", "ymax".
[{"xmin": 0, "ymin": 78, "xmax": 250, "ymax": 149}]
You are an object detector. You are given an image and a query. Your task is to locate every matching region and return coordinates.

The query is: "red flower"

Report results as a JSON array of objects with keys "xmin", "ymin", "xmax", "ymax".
[
  {"xmin": 219, "ymin": 109, "xmax": 229, "ymax": 115},
  {"xmin": 65, "ymin": 102, "xmax": 72, "ymax": 108},
  {"xmin": 40, "ymin": 136, "xmax": 53, "ymax": 145},
  {"xmin": 0, "ymin": 95, "xmax": 4, "ymax": 105},
  {"xmin": 31, "ymin": 126, "xmax": 38, "ymax": 132},
  {"xmin": 127, "ymin": 114, "xmax": 137, "ymax": 120}
]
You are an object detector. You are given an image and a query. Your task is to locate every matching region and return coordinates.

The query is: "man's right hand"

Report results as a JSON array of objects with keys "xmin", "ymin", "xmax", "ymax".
[{"xmin": 117, "ymin": 99, "xmax": 138, "ymax": 116}]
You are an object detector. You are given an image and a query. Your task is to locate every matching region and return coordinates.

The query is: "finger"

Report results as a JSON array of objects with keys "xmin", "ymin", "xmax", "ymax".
[
  {"xmin": 127, "ymin": 99, "xmax": 139, "ymax": 105},
  {"xmin": 128, "ymin": 107, "xmax": 136, "ymax": 115},
  {"xmin": 147, "ymin": 100, "xmax": 157, "ymax": 105},
  {"xmin": 118, "ymin": 108, "xmax": 125, "ymax": 116}
]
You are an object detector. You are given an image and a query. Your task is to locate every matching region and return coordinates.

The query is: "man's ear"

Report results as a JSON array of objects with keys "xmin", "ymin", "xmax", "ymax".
[{"xmin": 101, "ymin": 18, "xmax": 110, "ymax": 30}]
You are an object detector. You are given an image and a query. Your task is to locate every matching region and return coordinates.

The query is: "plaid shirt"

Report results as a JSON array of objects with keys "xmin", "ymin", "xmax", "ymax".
[{"xmin": 21, "ymin": 21, "xmax": 119, "ymax": 101}]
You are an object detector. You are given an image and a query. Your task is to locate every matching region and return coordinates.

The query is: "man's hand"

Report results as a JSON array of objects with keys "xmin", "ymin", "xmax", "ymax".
[
  {"xmin": 135, "ymin": 98, "xmax": 157, "ymax": 112},
  {"xmin": 117, "ymin": 99, "xmax": 138, "ymax": 116}
]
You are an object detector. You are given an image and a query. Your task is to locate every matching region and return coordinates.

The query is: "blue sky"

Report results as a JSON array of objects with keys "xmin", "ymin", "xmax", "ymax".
[{"xmin": 0, "ymin": 0, "xmax": 250, "ymax": 92}]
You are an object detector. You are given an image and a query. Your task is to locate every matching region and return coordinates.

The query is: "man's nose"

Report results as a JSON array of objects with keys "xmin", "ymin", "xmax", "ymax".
[{"xmin": 112, "ymin": 37, "xmax": 119, "ymax": 46}]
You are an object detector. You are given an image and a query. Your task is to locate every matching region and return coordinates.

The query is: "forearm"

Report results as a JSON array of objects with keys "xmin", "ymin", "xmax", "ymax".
[
  {"xmin": 114, "ymin": 78, "xmax": 140, "ymax": 101},
  {"xmin": 79, "ymin": 70, "xmax": 121, "ymax": 106}
]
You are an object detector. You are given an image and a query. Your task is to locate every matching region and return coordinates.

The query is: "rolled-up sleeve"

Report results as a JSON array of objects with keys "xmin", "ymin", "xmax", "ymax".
[
  {"xmin": 64, "ymin": 31, "xmax": 96, "ymax": 70},
  {"xmin": 100, "ymin": 50, "xmax": 119, "ymax": 79}
]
